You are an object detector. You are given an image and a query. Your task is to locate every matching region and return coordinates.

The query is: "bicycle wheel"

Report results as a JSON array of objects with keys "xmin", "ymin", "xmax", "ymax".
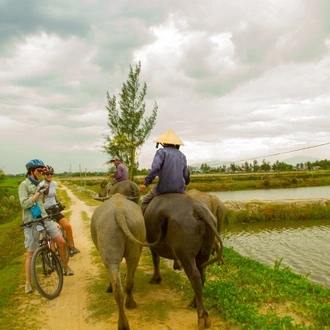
[{"xmin": 31, "ymin": 246, "xmax": 63, "ymax": 299}]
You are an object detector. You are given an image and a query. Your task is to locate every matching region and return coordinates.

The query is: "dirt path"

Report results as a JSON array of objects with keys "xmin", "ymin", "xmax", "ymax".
[
  {"xmin": 30, "ymin": 185, "xmax": 109, "ymax": 329},
  {"xmin": 26, "ymin": 185, "xmax": 225, "ymax": 330}
]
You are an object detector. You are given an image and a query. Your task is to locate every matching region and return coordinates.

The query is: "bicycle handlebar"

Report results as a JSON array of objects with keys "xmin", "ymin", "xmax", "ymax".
[
  {"xmin": 20, "ymin": 203, "xmax": 65, "ymax": 228},
  {"xmin": 20, "ymin": 215, "xmax": 52, "ymax": 228}
]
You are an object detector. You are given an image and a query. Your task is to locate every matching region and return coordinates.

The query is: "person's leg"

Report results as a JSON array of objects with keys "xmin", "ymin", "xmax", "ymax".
[
  {"xmin": 24, "ymin": 227, "xmax": 37, "ymax": 293},
  {"xmin": 53, "ymin": 235, "xmax": 68, "ymax": 266},
  {"xmin": 25, "ymin": 251, "xmax": 34, "ymax": 284},
  {"xmin": 58, "ymin": 218, "xmax": 73, "ymax": 247},
  {"xmin": 24, "ymin": 251, "xmax": 34, "ymax": 293},
  {"xmin": 141, "ymin": 189, "xmax": 158, "ymax": 214},
  {"xmin": 58, "ymin": 218, "xmax": 80, "ymax": 254},
  {"xmin": 46, "ymin": 220, "xmax": 74, "ymax": 275}
]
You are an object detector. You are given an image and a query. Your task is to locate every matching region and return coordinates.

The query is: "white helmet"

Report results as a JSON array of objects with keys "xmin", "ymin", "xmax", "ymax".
[{"xmin": 154, "ymin": 129, "xmax": 184, "ymax": 146}]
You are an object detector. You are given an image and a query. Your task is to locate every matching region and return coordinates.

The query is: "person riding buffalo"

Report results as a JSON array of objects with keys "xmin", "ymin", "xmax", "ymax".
[
  {"xmin": 109, "ymin": 155, "xmax": 129, "ymax": 182},
  {"xmin": 106, "ymin": 155, "xmax": 129, "ymax": 191},
  {"xmin": 139, "ymin": 129, "xmax": 190, "ymax": 214}
]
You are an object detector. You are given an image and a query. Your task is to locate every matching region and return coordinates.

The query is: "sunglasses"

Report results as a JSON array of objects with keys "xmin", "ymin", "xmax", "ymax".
[
  {"xmin": 36, "ymin": 169, "xmax": 44, "ymax": 173},
  {"xmin": 45, "ymin": 172, "xmax": 54, "ymax": 176}
]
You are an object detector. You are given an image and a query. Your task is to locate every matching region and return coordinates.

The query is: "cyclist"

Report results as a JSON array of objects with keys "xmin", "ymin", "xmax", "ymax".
[
  {"xmin": 41, "ymin": 165, "xmax": 80, "ymax": 256},
  {"xmin": 19, "ymin": 159, "xmax": 74, "ymax": 294}
]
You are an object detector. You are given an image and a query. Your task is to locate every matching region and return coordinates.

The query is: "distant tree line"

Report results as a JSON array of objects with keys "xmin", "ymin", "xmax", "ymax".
[{"xmin": 191, "ymin": 159, "xmax": 330, "ymax": 174}]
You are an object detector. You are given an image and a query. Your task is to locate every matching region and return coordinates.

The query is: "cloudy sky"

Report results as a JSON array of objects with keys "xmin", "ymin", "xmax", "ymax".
[{"xmin": 1, "ymin": 0, "xmax": 330, "ymax": 175}]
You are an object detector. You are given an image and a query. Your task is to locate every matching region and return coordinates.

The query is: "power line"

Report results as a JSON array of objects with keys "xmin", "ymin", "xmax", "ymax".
[{"xmin": 233, "ymin": 141, "xmax": 330, "ymax": 164}]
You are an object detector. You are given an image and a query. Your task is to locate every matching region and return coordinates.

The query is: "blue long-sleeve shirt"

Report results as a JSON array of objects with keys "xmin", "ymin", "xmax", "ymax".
[{"xmin": 144, "ymin": 146, "xmax": 190, "ymax": 194}]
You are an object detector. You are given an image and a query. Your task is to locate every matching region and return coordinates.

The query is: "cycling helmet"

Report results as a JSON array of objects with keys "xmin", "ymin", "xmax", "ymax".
[
  {"xmin": 25, "ymin": 159, "xmax": 45, "ymax": 170},
  {"xmin": 44, "ymin": 165, "xmax": 54, "ymax": 174}
]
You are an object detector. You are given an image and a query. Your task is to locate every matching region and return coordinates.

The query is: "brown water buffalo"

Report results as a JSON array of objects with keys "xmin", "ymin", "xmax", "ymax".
[
  {"xmin": 90, "ymin": 193, "xmax": 147, "ymax": 330},
  {"xmin": 96, "ymin": 180, "xmax": 140, "ymax": 204},
  {"xmin": 143, "ymin": 193, "xmax": 223, "ymax": 330},
  {"xmin": 187, "ymin": 189, "xmax": 226, "ymax": 234}
]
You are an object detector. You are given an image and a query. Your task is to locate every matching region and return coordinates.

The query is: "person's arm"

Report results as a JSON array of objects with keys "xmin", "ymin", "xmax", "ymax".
[
  {"xmin": 113, "ymin": 164, "xmax": 125, "ymax": 181},
  {"xmin": 18, "ymin": 181, "xmax": 41, "ymax": 209},
  {"xmin": 183, "ymin": 157, "xmax": 190, "ymax": 186},
  {"xmin": 144, "ymin": 149, "xmax": 164, "ymax": 187}
]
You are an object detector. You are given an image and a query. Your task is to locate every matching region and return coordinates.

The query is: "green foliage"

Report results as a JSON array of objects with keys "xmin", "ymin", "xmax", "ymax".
[
  {"xmin": 0, "ymin": 216, "xmax": 25, "ymax": 269},
  {"xmin": 0, "ymin": 177, "xmax": 22, "ymax": 225},
  {"xmin": 103, "ymin": 62, "xmax": 158, "ymax": 179},
  {"xmin": 0, "ymin": 169, "xmax": 6, "ymax": 182},
  {"xmin": 225, "ymin": 202, "xmax": 330, "ymax": 224},
  {"xmin": 186, "ymin": 170, "xmax": 330, "ymax": 192},
  {"xmin": 205, "ymin": 247, "xmax": 330, "ymax": 329},
  {"xmin": 200, "ymin": 163, "xmax": 211, "ymax": 173}
]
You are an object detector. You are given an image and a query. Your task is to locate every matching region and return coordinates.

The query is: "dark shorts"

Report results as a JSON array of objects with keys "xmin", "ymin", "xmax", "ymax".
[{"xmin": 45, "ymin": 205, "xmax": 65, "ymax": 222}]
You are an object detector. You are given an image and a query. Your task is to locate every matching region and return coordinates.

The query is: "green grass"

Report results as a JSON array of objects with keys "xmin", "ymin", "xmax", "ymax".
[
  {"xmin": 225, "ymin": 201, "xmax": 330, "ymax": 224},
  {"xmin": 205, "ymin": 248, "xmax": 330, "ymax": 329}
]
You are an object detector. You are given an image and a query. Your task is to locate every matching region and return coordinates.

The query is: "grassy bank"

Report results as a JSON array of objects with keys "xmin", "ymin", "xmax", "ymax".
[
  {"xmin": 225, "ymin": 199, "xmax": 330, "ymax": 224},
  {"xmin": 60, "ymin": 169, "xmax": 330, "ymax": 193}
]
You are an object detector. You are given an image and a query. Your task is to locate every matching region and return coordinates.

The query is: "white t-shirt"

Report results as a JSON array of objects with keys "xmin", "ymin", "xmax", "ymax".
[{"xmin": 42, "ymin": 180, "xmax": 57, "ymax": 210}]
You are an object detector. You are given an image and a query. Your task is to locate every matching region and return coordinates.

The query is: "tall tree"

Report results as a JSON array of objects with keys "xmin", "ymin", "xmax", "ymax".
[{"xmin": 103, "ymin": 62, "xmax": 157, "ymax": 179}]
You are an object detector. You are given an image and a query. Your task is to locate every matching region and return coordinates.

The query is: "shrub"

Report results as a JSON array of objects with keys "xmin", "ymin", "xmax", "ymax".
[{"xmin": 0, "ymin": 188, "xmax": 21, "ymax": 225}]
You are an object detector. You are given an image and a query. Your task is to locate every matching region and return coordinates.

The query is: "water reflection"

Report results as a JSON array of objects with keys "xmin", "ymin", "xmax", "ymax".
[
  {"xmin": 224, "ymin": 218, "xmax": 330, "ymax": 289},
  {"xmin": 210, "ymin": 186, "xmax": 330, "ymax": 202}
]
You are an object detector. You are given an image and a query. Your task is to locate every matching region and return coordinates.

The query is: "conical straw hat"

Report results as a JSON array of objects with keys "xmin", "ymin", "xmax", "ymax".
[{"xmin": 154, "ymin": 129, "xmax": 184, "ymax": 146}]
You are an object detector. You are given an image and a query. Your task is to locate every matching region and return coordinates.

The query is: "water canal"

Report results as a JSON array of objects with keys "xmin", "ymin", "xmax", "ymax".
[{"xmin": 210, "ymin": 186, "xmax": 330, "ymax": 289}]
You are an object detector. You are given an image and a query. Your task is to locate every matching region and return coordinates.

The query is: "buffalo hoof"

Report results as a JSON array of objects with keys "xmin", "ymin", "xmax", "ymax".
[
  {"xmin": 125, "ymin": 299, "xmax": 137, "ymax": 309},
  {"xmin": 118, "ymin": 322, "xmax": 130, "ymax": 330},
  {"xmin": 149, "ymin": 275, "xmax": 162, "ymax": 284},
  {"xmin": 188, "ymin": 297, "xmax": 197, "ymax": 308},
  {"xmin": 198, "ymin": 310, "xmax": 212, "ymax": 330},
  {"xmin": 173, "ymin": 259, "xmax": 182, "ymax": 270}
]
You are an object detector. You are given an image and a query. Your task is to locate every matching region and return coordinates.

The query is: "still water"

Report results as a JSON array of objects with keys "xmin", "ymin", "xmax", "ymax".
[
  {"xmin": 209, "ymin": 185, "xmax": 330, "ymax": 202},
  {"xmin": 210, "ymin": 186, "xmax": 330, "ymax": 289}
]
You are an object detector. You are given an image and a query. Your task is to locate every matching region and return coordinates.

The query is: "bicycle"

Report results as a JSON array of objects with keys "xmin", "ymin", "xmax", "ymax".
[{"xmin": 21, "ymin": 215, "xmax": 64, "ymax": 299}]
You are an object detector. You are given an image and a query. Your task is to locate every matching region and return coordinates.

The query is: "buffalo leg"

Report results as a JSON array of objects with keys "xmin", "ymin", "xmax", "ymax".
[
  {"xmin": 106, "ymin": 281, "xmax": 113, "ymax": 293},
  {"xmin": 179, "ymin": 257, "xmax": 212, "ymax": 330},
  {"xmin": 149, "ymin": 249, "xmax": 162, "ymax": 284},
  {"xmin": 124, "ymin": 253, "xmax": 140, "ymax": 309},
  {"xmin": 106, "ymin": 262, "xmax": 130, "ymax": 330}
]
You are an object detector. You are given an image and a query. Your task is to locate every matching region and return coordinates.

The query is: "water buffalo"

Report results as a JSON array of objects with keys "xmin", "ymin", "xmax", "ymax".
[
  {"xmin": 96, "ymin": 180, "xmax": 140, "ymax": 204},
  {"xmin": 90, "ymin": 193, "xmax": 147, "ymax": 330},
  {"xmin": 143, "ymin": 193, "xmax": 223, "ymax": 330},
  {"xmin": 187, "ymin": 189, "xmax": 226, "ymax": 234}
]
